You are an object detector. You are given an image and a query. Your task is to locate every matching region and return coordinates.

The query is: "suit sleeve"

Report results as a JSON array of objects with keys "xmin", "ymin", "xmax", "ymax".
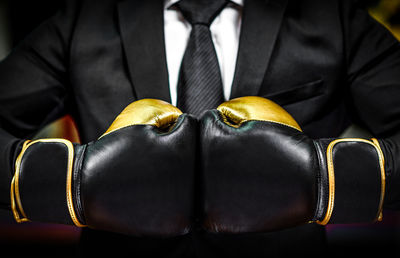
[
  {"xmin": 340, "ymin": 0, "xmax": 400, "ymax": 210},
  {"xmin": 0, "ymin": 0, "xmax": 79, "ymax": 210}
]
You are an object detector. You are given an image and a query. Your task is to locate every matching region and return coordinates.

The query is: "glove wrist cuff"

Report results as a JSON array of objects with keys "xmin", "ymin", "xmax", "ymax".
[
  {"xmin": 10, "ymin": 139, "xmax": 86, "ymax": 227},
  {"xmin": 315, "ymin": 138, "xmax": 385, "ymax": 225}
]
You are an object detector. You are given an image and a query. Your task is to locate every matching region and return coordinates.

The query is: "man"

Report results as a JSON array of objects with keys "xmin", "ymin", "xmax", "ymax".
[{"xmin": 0, "ymin": 0, "xmax": 399, "ymax": 257}]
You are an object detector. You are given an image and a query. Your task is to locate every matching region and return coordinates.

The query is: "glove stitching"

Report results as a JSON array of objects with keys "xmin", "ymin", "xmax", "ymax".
[{"xmin": 73, "ymin": 144, "xmax": 87, "ymax": 226}]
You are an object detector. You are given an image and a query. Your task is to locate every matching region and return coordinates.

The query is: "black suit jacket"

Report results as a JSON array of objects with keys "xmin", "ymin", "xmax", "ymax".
[{"xmin": 1, "ymin": 0, "xmax": 400, "ymax": 257}]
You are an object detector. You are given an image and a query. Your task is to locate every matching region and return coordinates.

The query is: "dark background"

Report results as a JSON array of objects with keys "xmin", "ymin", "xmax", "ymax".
[
  {"xmin": 3, "ymin": 0, "xmax": 400, "ymax": 47},
  {"xmin": 0, "ymin": 0, "xmax": 399, "ymax": 257},
  {"xmin": 7, "ymin": 0, "xmax": 60, "ymax": 46}
]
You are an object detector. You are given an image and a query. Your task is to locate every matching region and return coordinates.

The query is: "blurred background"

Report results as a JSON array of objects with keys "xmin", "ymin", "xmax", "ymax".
[{"xmin": 0, "ymin": 0, "xmax": 399, "ymax": 257}]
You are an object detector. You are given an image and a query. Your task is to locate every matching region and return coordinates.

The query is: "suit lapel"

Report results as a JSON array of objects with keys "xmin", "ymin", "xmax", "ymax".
[
  {"xmin": 230, "ymin": 0, "xmax": 288, "ymax": 99},
  {"xmin": 117, "ymin": 0, "xmax": 171, "ymax": 103}
]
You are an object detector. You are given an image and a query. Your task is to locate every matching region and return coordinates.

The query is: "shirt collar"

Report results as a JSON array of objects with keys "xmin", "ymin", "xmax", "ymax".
[{"xmin": 165, "ymin": 0, "xmax": 244, "ymax": 10}]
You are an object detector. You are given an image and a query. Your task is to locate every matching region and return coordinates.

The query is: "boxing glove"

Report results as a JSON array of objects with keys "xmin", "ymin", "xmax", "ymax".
[
  {"xmin": 200, "ymin": 96, "xmax": 386, "ymax": 233},
  {"xmin": 10, "ymin": 99, "xmax": 196, "ymax": 237}
]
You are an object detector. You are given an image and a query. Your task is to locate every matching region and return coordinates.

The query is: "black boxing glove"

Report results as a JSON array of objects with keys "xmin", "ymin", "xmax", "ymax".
[
  {"xmin": 11, "ymin": 99, "xmax": 196, "ymax": 237},
  {"xmin": 200, "ymin": 96, "xmax": 386, "ymax": 233}
]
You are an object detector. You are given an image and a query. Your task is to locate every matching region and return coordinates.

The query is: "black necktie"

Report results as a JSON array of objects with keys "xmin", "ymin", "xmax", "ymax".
[{"xmin": 175, "ymin": 0, "xmax": 229, "ymax": 116}]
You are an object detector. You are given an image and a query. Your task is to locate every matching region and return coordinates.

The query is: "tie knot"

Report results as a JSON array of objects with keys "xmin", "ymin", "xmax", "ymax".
[{"xmin": 175, "ymin": 0, "xmax": 229, "ymax": 26}]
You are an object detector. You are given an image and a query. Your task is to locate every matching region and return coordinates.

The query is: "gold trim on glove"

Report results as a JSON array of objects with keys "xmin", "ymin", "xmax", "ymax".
[
  {"xmin": 11, "ymin": 139, "xmax": 86, "ymax": 227},
  {"xmin": 102, "ymin": 99, "xmax": 183, "ymax": 138},
  {"xmin": 11, "ymin": 140, "xmax": 31, "ymax": 223},
  {"xmin": 371, "ymin": 138, "xmax": 386, "ymax": 222},
  {"xmin": 316, "ymin": 138, "xmax": 386, "ymax": 225},
  {"xmin": 217, "ymin": 96, "xmax": 302, "ymax": 131}
]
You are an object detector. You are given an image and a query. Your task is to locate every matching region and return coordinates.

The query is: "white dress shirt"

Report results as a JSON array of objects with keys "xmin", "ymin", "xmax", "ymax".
[{"xmin": 164, "ymin": 0, "xmax": 243, "ymax": 106}]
